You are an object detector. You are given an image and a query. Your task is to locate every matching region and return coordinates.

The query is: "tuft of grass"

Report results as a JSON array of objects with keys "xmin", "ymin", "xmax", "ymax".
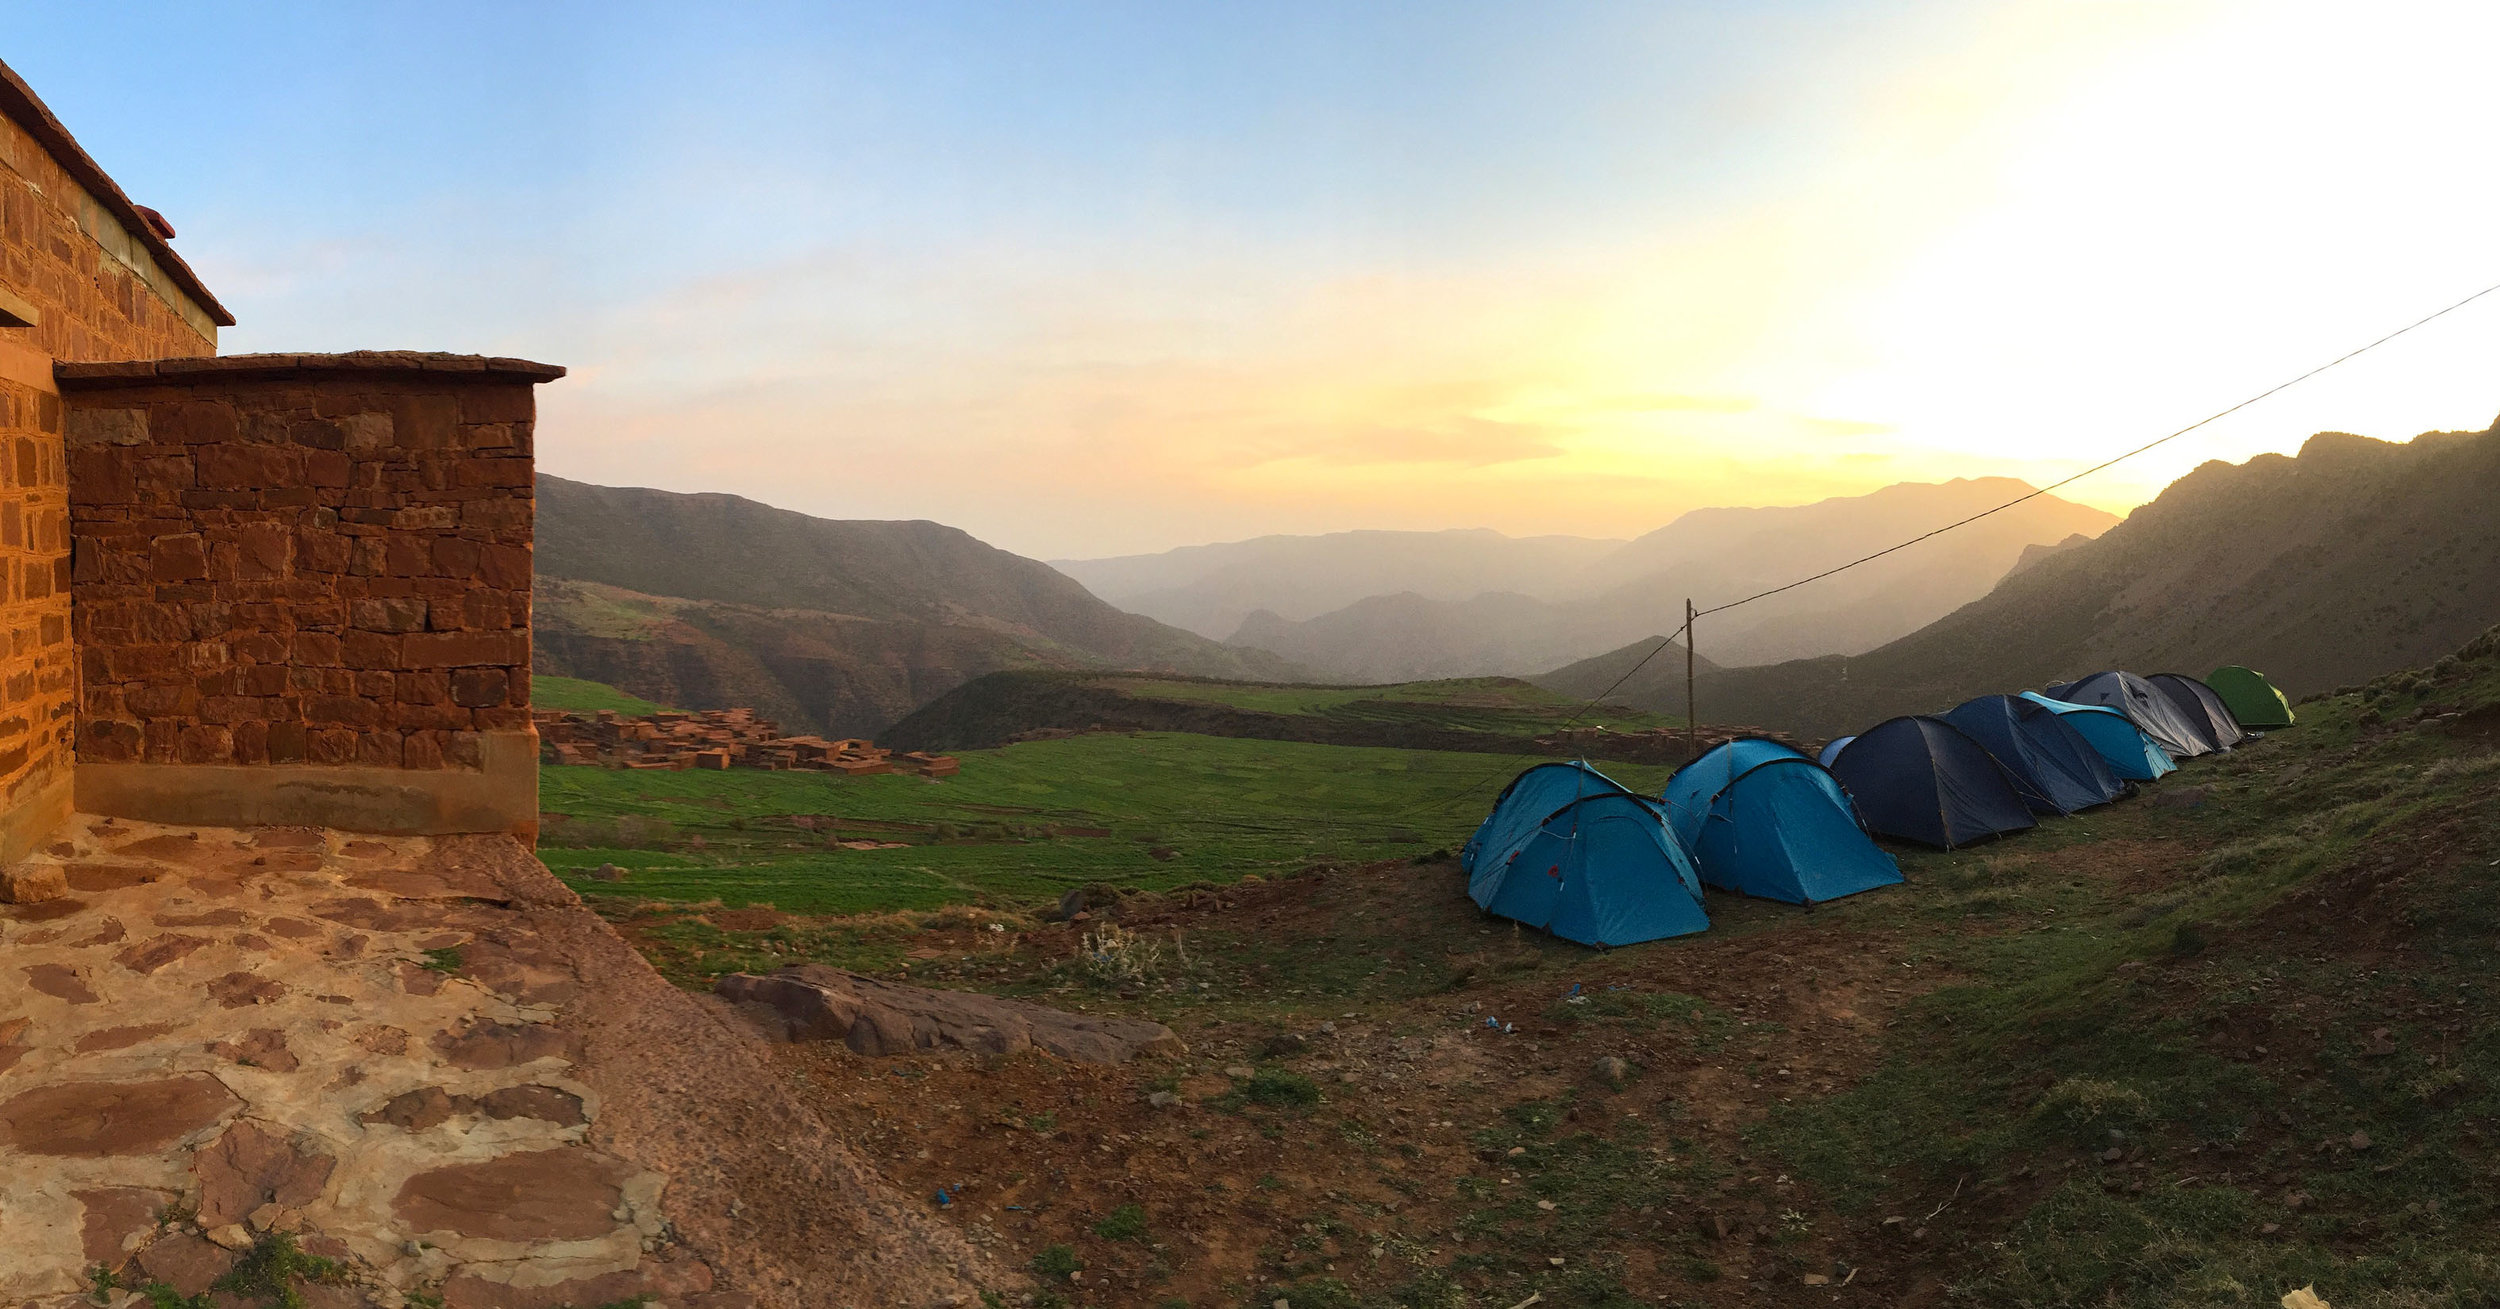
[
  {"xmin": 1092, "ymin": 1202, "xmax": 1149, "ymax": 1241},
  {"xmin": 212, "ymin": 1231, "xmax": 345, "ymax": 1309},
  {"xmin": 1030, "ymin": 1243, "xmax": 1083, "ymax": 1280},
  {"xmin": 418, "ymin": 946, "xmax": 464, "ymax": 974}
]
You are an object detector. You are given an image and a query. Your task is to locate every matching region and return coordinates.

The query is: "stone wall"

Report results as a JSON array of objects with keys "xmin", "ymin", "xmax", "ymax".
[
  {"xmin": 0, "ymin": 344, "xmax": 73, "ymax": 860},
  {"xmin": 58, "ymin": 354, "xmax": 560, "ymax": 836}
]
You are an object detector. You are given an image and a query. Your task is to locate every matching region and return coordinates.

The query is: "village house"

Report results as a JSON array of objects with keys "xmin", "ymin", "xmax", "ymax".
[{"xmin": 0, "ymin": 57, "xmax": 554, "ymax": 863}]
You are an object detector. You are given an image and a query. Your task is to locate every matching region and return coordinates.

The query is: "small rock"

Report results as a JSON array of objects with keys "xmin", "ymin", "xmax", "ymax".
[
  {"xmin": 589, "ymin": 863, "xmax": 628, "ymax": 882},
  {"xmin": 1506, "ymin": 1146, "xmax": 1527, "ymax": 1157},
  {"xmin": 1535, "ymin": 1199, "xmax": 1556, "ymax": 1211},
  {"xmin": 1548, "ymin": 1256, "xmax": 1565, "ymax": 1267},
  {"xmin": 2100, "ymin": 1147, "xmax": 2124, "ymax": 1163},
  {"xmin": 205, "ymin": 1224, "xmax": 253, "ymax": 1251},
  {"xmin": 2364, "ymin": 1029, "xmax": 2398, "ymax": 1057},
  {"xmin": 1148, "ymin": 1091, "xmax": 1181, "ymax": 1109},
  {"xmin": 0, "ymin": 863, "xmax": 67, "ymax": 905},
  {"xmin": 2260, "ymin": 1222, "xmax": 2280, "ymax": 1235},
  {"xmin": 1317, "ymin": 1022, "xmax": 1337, "ymax": 1036},
  {"xmin": 1261, "ymin": 1032, "xmax": 1309, "ymax": 1058},
  {"xmin": 2349, "ymin": 1130, "xmax": 2372, "ymax": 1152},
  {"xmin": 1803, "ymin": 1273, "xmax": 1832, "ymax": 1286},
  {"xmin": 1593, "ymin": 1055, "xmax": 1631, "ymax": 1087},
  {"xmin": 1224, "ymin": 1065, "xmax": 1255, "ymax": 1079}
]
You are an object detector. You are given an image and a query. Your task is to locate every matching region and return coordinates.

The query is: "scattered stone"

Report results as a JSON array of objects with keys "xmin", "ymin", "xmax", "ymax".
[
  {"xmin": 195, "ymin": 1120, "xmax": 338, "ymax": 1227},
  {"xmin": 363, "ymin": 1087, "xmax": 458, "ymax": 1132},
  {"xmin": 75, "ymin": 1187, "xmax": 172, "ymax": 1265},
  {"xmin": 1261, "ymin": 1032, "xmax": 1309, "ymax": 1058},
  {"xmin": 0, "ymin": 1074, "xmax": 241, "ymax": 1156},
  {"xmin": 394, "ymin": 1147, "xmax": 635, "ymax": 1242},
  {"xmin": 116, "ymin": 933, "xmax": 213, "ymax": 975},
  {"xmin": 2349, "ymin": 1130, "xmax": 2373, "ymax": 1152},
  {"xmin": 134, "ymin": 1230, "xmax": 235, "ymax": 1296},
  {"xmin": 206, "ymin": 971, "xmax": 288, "ymax": 1008},
  {"xmin": 590, "ymin": 863, "xmax": 629, "ymax": 882},
  {"xmin": 0, "ymin": 862, "xmax": 67, "ymax": 904},
  {"xmin": 1225, "ymin": 1065, "xmax": 1256, "ymax": 1079},
  {"xmin": 209, "ymin": 1028, "xmax": 300, "ymax": 1073},
  {"xmin": 205, "ymin": 1223, "xmax": 253, "ymax": 1250},
  {"xmin": 1148, "ymin": 1091, "xmax": 1181, "ymax": 1109},
  {"xmin": 1593, "ymin": 1055, "xmax": 1631, "ymax": 1088},
  {"xmin": 2364, "ymin": 1028, "xmax": 2398, "ymax": 1057},
  {"xmin": 26, "ymin": 961, "xmax": 101, "ymax": 1003},
  {"xmin": 717, "ymin": 965, "xmax": 1184, "ymax": 1064}
]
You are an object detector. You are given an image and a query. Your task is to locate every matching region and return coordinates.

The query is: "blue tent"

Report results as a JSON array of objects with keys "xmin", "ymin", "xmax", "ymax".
[
  {"xmin": 2045, "ymin": 671, "xmax": 2213, "ymax": 759},
  {"xmin": 1461, "ymin": 761, "xmax": 1709, "ymax": 946},
  {"xmin": 1940, "ymin": 694, "xmax": 2126, "ymax": 815},
  {"xmin": 1660, "ymin": 738, "xmax": 1901, "ymax": 904},
  {"xmin": 1824, "ymin": 716, "xmax": 2039, "ymax": 848},
  {"xmin": 2150, "ymin": 673, "xmax": 2246, "ymax": 752},
  {"xmin": 2019, "ymin": 692, "xmax": 2177, "ymax": 781},
  {"xmin": 1816, "ymin": 737, "xmax": 1855, "ymax": 768}
]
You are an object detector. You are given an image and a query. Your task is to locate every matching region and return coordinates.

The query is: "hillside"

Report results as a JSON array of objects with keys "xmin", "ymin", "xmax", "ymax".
[
  {"xmin": 1221, "ymin": 479, "xmax": 2116, "ymax": 680},
  {"xmin": 1053, "ymin": 528, "xmax": 1623, "ymax": 639},
  {"xmin": 1684, "ymin": 423, "xmax": 2500, "ymax": 737},
  {"xmin": 879, "ymin": 671, "xmax": 1685, "ymax": 759},
  {"xmin": 1530, "ymin": 634, "xmax": 1723, "ymax": 705},
  {"xmin": 532, "ymin": 477, "xmax": 1300, "ymax": 736}
]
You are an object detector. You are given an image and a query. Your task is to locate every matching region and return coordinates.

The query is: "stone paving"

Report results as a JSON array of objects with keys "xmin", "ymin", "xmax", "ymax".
[{"xmin": 1, "ymin": 815, "xmax": 996, "ymax": 1308}]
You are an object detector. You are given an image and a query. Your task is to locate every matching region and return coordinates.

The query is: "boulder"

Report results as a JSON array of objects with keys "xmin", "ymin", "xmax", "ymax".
[
  {"xmin": 716, "ymin": 965, "xmax": 1182, "ymax": 1065},
  {"xmin": 0, "ymin": 863, "xmax": 67, "ymax": 904}
]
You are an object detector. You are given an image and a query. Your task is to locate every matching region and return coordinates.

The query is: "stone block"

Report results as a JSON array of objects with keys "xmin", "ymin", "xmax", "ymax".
[{"xmin": 0, "ymin": 862, "xmax": 67, "ymax": 903}]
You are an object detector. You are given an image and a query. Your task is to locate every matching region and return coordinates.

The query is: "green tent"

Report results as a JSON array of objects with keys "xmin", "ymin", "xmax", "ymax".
[{"xmin": 2207, "ymin": 665, "xmax": 2294, "ymax": 729}]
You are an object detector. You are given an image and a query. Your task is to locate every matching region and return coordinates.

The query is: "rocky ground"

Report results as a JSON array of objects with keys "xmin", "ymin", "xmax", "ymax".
[{"xmin": 1, "ymin": 815, "xmax": 993, "ymax": 1309}]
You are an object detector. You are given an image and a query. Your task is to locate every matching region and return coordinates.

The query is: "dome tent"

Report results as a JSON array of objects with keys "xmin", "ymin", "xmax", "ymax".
[
  {"xmin": 1461, "ymin": 761, "xmax": 1709, "ymax": 946},
  {"xmin": 2019, "ymin": 692, "xmax": 2177, "ymax": 781},
  {"xmin": 2207, "ymin": 665, "xmax": 2295, "ymax": 729},
  {"xmin": 1823, "ymin": 716, "xmax": 2039, "ymax": 848},
  {"xmin": 1939, "ymin": 694, "xmax": 2126, "ymax": 815},
  {"xmin": 1816, "ymin": 737, "xmax": 1855, "ymax": 767},
  {"xmin": 1660, "ymin": 738, "xmax": 1901, "ymax": 905},
  {"xmin": 2044, "ymin": 671, "xmax": 2215, "ymax": 759},
  {"xmin": 2150, "ymin": 673, "xmax": 2246, "ymax": 750}
]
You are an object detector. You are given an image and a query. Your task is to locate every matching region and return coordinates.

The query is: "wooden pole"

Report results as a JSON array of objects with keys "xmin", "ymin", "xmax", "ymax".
[{"xmin": 1684, "ymin": 598, "xmax": 1697, "ymax": 762}]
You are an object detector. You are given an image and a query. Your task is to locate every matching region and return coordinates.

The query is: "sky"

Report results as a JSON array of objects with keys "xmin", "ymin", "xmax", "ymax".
[{"xmin": 12, "ymin": 1, "xmax": 2500, "ymax": 559}]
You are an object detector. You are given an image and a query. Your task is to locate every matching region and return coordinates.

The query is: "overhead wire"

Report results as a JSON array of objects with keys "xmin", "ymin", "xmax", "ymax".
[{"xmin": 1421, "ymin": 275, "xmax": 2500, "ymax": 811}]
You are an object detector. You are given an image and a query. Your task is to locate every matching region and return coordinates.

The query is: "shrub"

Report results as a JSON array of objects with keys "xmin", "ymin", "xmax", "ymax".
[
  {"xmin": 2032, "ymin": 1076, "xmax": 2152, "ymax": 1142},
  {"xmin": 1031, "ymin": 1244, "xmax": 1083, "ymax": 1280},
  {"xmin": 1078, "ymin": 922, "xmax": 1162, "ymax": 987},
  {"xmin": 1243, "ymin": 1068, "xmax": 1321, "ymax": 1109},
  {"xmin": 1093, "ymin": 1203, "xmax": 1148, "ymax": 1241}
]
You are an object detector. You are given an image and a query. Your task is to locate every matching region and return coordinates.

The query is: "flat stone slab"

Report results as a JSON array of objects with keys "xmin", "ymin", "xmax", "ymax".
[
  {"xmin": 717, "ymin": 963, "xmax": 1184, "ymax": 1064},
  {"xmin": 0, "ymin": 814, "xmax": 997, "ymax": 1307}
]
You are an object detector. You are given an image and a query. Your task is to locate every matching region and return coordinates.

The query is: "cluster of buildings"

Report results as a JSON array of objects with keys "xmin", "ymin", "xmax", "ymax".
[{"xmin": 532, "ymin": 706, "xmax": 961, "ymax": 776}]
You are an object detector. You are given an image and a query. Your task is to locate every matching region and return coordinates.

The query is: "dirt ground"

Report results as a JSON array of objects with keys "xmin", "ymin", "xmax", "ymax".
[{"xmin": 639, "ymin": 856, "xmax": 1985, "ymax": 1308}]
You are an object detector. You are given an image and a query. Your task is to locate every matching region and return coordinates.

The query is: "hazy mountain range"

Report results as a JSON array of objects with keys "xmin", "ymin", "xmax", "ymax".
[
  {"xmin": 531, "ymin": 475, "xmax": 1299, "ymax": 737},
  {"xmin": 1646, "ymin": 421, "xmax": 2500, "ymax": 739},
  {"xmin": 1062, "ymin": 479, "xmax": 2118, "ymax": 681}
]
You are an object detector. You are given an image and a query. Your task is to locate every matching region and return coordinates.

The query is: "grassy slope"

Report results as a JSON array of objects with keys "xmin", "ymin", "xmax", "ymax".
[
  {"xmin": 1092, "ymin": 675, "xmax": 1681, "ymax": 734},
  {"xmin": 532, "ymin": 674, "xmax": 674, "ymax": 716},
  {"xmin": 1754, "ymin": 632, "xmax": 2500, "ymax": 1304},
  {"xmin": 537, "ymin": 732, "xmax": 1682, "ymax": 915}
]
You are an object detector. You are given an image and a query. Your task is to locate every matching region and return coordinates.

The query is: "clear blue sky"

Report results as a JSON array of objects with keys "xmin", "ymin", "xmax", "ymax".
[{"xmin": 13, "ymin": 2, "xmax": 2499, "ymax": 556}]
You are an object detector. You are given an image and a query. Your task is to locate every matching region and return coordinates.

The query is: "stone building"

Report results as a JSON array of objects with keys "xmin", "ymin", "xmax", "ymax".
[{"xmin": 0, "ymin": 58, "xmax": 551, "ymax": 858}]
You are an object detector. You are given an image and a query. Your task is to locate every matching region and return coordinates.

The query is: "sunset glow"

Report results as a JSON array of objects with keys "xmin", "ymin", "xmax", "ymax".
[{"xmin": 16, "ymin": 0, "xmax": 2500, "ymax": 557}]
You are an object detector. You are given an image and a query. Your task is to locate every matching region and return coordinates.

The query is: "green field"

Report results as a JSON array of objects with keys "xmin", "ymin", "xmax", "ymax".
[
  {"xmin": 538, "ymin": 731, "xmax": 1672, "ymax": 914},
  {"xmin": 1093, "ymin": 673, "xmax": 1681, "ymax": 736},
  {"xmin": 532, "ymin": 674, "xmax": 675, "ymax": 715}
]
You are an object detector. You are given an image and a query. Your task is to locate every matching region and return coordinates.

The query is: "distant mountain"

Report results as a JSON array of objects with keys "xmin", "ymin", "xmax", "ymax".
[
  {"xmin": 1676, "ymin": 423, "xmax": 2500, "ymax": 739},
  {"xmin": 532, "ymin": 476, "xmax": 1301, "ymax": 736},
  {"xmin": 1053, "ymin": 529, "xmax": 1623, "ymax": 639},
  {"xmin": 1221, "ymin": 480, "xmax": 2117, "ymax": 681}
]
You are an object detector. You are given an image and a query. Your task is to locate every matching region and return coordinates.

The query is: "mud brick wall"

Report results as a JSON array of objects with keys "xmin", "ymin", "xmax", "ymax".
[{"xmin": 59, "ymin": 355, "xmax": 561, "ymax": 773}]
